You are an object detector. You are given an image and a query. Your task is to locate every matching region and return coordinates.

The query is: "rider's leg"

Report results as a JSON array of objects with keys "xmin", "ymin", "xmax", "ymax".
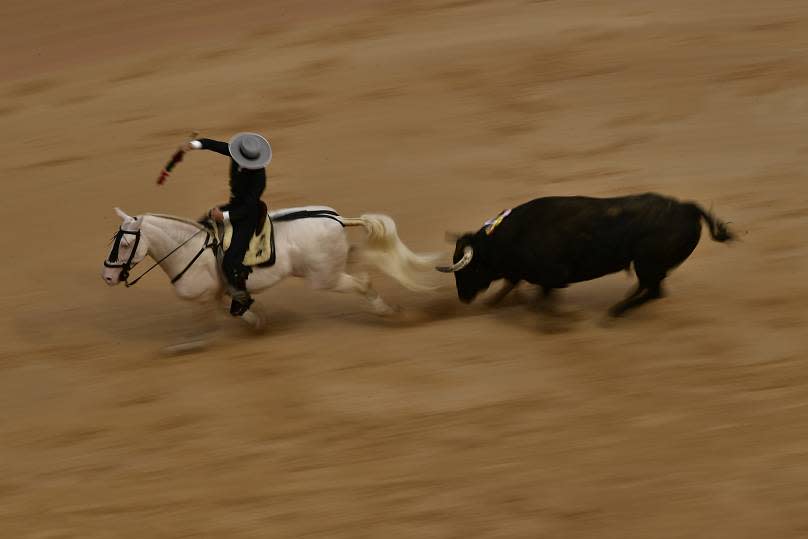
[{"xmin": 223, "ymin": 224, "xmax": 255, "ymax": 316}]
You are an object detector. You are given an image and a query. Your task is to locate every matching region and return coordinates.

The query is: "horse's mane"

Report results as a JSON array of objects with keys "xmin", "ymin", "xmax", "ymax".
[
  {"xmin": 140, "ymin": 213, "xmax": 209, "ymax": 245},
  {"xmin": 143, "ymin": 213, "xmax": 207, "ymax": 231}
]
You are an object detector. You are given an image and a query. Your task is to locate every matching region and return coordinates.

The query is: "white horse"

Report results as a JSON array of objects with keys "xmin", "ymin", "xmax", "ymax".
[{"xmin": 101, "ymin": 206, "xmax": 438, "ymax": 344}]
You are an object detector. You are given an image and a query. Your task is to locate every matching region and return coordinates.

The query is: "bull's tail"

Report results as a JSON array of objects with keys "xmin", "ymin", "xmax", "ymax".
[
  {"xmin": 341, "ymin": 214, "xmax": 441, "ymax": 291},
  {"xmin": 691, "ymin": 203, "xmax": 735, "ymax": 242}
]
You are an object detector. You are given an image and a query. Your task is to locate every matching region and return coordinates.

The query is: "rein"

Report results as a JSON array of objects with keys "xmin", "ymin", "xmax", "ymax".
[{"xmin": 106, "ymin": 228, "xmax": 212, "ymax": 288}]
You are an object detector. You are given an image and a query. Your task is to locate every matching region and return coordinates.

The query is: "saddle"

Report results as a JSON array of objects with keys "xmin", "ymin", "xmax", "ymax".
[{"xmin": 209, "ymin": 202, "xmax": 276, "ymax": 267}]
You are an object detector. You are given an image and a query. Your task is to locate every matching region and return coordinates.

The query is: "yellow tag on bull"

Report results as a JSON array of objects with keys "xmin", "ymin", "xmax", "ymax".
[{"xmin": 484, "ymin": 209, "xmax": 512, "ymax": 236}]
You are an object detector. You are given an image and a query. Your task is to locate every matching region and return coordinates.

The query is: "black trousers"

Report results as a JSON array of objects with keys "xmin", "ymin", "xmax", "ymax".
[{"xmin": 222, "ymin": 215, "xmax": 258, "ymax": 289}]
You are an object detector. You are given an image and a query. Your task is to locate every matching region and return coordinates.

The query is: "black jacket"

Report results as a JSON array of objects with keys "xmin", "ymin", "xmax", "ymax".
[{"xmin": 198, "ymin": 138, "xmax": 266, "ymax": 223}]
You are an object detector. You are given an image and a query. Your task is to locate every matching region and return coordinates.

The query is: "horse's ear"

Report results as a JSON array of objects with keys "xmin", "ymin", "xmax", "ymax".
[{"xmin": 114, "ymin": 207, "xmax": 132, "ymax": 221}]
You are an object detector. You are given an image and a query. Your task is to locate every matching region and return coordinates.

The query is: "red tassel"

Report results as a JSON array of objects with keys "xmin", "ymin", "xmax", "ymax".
[{"xmin": 156, "ymin": 148, "xmax": 187, "ymax": 185}]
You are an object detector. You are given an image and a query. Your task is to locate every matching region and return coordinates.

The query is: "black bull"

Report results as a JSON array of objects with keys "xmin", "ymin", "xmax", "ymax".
[{"xmin": 438, "ymin": 193, "xmax": 734, "ymax": 316}]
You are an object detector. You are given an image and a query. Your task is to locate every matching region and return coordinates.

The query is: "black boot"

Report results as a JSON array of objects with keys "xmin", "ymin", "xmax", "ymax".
[
  {"xmin": 230, "ymin": 296, "xmax": 254, "ymax": 316},
  {"xmin": 226, "ymin": 266, "xmax": 254, "ymax": 317}
]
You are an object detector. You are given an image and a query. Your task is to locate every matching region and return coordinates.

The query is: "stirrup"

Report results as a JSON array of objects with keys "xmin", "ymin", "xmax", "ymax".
[{"xmin": 230, "ymin": 296, "xmax": 254, "ymax": 317}]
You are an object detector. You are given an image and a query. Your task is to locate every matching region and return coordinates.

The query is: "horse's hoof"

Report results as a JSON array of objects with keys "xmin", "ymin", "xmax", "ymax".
[
  {"xmin": 373, "ymin": 303, "xmax": 399, "ymax": 317},
  {"xmin": 368, "ymin": 295, "xmax": 399, "ymax": 316},
  {"xmin": 162, "ymin": 339, "xmax": 209, "ymax": 356},
  {"xmin": 355, "ymin": 272, "xmax": 371, "ymax": 288},
  {"xmin": 241, "ymin": 310, "xmax": 266, "ymax": 332}
]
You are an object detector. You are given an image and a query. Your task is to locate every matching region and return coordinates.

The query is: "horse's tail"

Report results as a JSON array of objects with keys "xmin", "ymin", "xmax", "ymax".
[
  {"xmin": 689, "ymin": 203, "xmax": 736, "ymax": 242},
  {"xmin": 341, "ymin": 214, "xmax": 440, "ymax": 291}
]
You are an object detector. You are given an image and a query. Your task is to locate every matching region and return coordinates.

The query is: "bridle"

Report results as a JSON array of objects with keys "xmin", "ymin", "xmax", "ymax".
[
  {"xmin": 104, "ymin": 226, "xmax": 211, "ymax": 288},
  {"xmin": 105, "ymin": 228, "xmax": 142, "ymax": 285}
]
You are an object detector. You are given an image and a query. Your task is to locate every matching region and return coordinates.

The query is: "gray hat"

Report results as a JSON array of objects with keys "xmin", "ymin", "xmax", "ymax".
[{"xmin": 228, "ymin": 132, "xmax": 272, "ymax": 169}]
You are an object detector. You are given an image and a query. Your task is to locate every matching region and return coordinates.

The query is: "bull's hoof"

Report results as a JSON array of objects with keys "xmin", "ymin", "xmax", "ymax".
[
  {"xmin": 539, "ymin": 318, "xmax": 573, "ymax": 334},
  {"xmin": 600, "ymin": 308, "xmax": 628, "ymax": 328},
  {"xmin": 554, "ymin": 305, "xmax": 585, "ymax": 320},
  {"xmin": 536, "ymin": 300, "xmax": 583, "ymax": 320}
]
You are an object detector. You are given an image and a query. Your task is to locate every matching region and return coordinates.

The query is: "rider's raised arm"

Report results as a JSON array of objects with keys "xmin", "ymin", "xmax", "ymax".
[{"xmin": 189, "ymin": 138, "xmax": 230, "ymax": 156}]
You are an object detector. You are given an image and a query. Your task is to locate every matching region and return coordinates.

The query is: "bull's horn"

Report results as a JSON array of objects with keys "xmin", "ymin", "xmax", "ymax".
[{"xmin": 436, "ymin": 246, "xmax": 474, "ymax": 273}]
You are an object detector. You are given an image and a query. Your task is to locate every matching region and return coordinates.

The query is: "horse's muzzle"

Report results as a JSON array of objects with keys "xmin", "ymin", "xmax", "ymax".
[{"xmin": 101, "ymin": 265, "xmax": 124, "ymax": 286}]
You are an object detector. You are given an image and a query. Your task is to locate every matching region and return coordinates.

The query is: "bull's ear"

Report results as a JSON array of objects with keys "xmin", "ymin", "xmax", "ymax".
[{"xmin": 114, "ymin": 207, "xmax": 132, "ymax": 221}]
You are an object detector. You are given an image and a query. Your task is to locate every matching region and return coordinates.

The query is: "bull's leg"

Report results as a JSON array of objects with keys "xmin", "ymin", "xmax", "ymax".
[
  {"xmin": 609, "ymin": 285, "xmax": 665, "ymax": 316},
  {"xmin": 608, "ymin": 262, "xmax": 665, "ymax": 317},
  {"xmin": 608, "ymin": 284, "xmax": 647, "ymax": 317},
  {"xmin": 533, "ymin": 286, "xmax": 555, "ymax": 307},
  {"xmin": 536, "ymin": 285, "xmax": 583, "ymax": 319},
  {"xmin": 539, "ymin": 286, "xmax": 557, "ymax": 302},
  {"xmin": 487, "ymin": 280, "xmax": 519, "ymax": 306},
  {"xmin": 645, "ymin": 281, "xmax": 664, "ymax": 299}
]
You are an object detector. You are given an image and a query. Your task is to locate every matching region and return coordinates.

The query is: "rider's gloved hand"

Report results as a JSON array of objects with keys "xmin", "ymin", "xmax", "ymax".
[{"xmin": 209, "ymin": 207, "xmax": 225, "ymax": 223}]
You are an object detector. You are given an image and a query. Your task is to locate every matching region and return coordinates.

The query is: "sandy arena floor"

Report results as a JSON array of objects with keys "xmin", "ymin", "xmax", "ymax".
[{"xmin": 2, "ymin": 1, "xmax": 807, "ymax": 537}]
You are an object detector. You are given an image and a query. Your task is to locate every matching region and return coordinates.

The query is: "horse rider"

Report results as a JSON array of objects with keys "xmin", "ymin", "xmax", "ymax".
[{"xmin": 180, "ymin": 132, "xmax": 272, "ymax": 316}]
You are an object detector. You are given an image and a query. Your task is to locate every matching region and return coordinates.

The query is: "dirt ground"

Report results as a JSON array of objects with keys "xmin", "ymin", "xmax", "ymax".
[{"xmin": 2, "ymin": 0, "xmax": 808, "ymax": 537}]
